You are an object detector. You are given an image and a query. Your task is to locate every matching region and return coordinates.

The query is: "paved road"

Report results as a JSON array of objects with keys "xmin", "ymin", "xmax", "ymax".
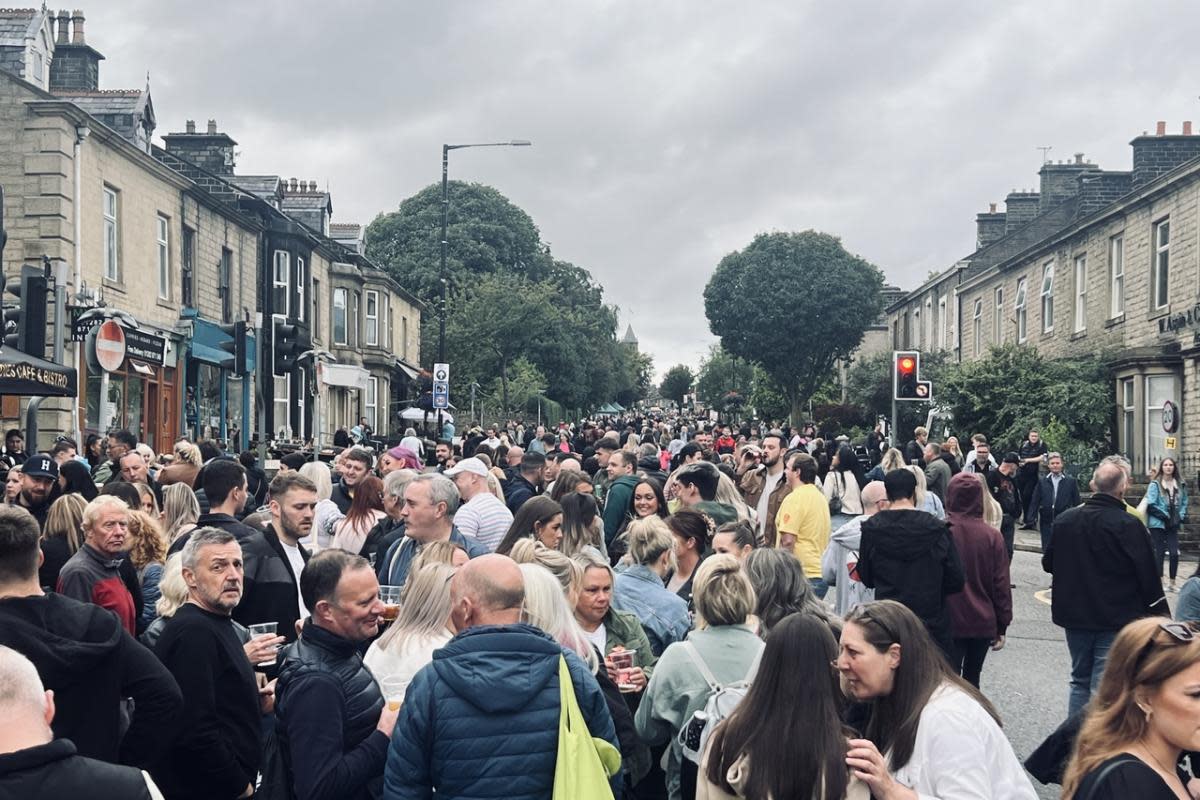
[{"xmin": 985, "ymin": 540, "xmax": 1195, "ymax": 799}]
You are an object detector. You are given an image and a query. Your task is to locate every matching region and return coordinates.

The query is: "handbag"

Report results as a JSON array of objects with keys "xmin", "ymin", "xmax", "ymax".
[
  {"xmin": 828, "ymin": 473, "xmax": 843, "ymax": 515},
  {"xmin": 552, "ymin": 655, "xmax": 621, "ymax": 800}
]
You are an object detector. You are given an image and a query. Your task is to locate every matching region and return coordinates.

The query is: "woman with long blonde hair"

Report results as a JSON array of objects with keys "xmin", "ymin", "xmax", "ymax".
[
  {"xmin": 161, "ymin": 482, "xmax": 200, "ymax": 545},
  {"xmin": 364, "ymin": 563, "xmax": 455, "ymax": 702},
  {"xmin": 38, "ymin": 493, "xmax": 87, "ymax": 589},
  {"xmin": 1062, "ymin": 617, "xmax": 1200, "ymax": 799}
]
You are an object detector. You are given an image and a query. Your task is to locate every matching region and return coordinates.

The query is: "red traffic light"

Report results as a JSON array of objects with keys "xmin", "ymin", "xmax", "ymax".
[{"xmin": 898, "ymin": 357, "xmax": 915, "ymax": 373}]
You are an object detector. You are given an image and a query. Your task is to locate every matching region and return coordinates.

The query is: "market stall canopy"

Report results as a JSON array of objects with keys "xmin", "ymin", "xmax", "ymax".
[
  {"xmin": 0, "ymin": 348, "xmax": 76, "ymax": 397},
  {"xmin": 400, "ymin": 406, "xmax": 454, "ymax": 423}
]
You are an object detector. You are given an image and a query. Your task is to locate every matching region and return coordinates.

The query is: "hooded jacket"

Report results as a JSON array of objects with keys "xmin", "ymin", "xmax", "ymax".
[
  {"xmin": 943, "ymin": 474, "xmax": 1013, "ymax": 639},
  {"xmin": 0, "ymin": 593, "xmax": 182, "ymax": 768},
  {"xmin": 602, "ymin": 473, "xmax": 640, "ymax": 545},
  {"xmin": 857, "ymin": 508, "xmax": 965, "ymax": 647},
  {"xmin": 382, "ymin": 623, "xmax": 619, "ymax": 800},
  {"xmin": 636, "ymin": 456, "xmax": 669, "ymax": 486},
  {"xmin": 0, "ymin": 739, "xmax": 161, "ymax": 800}
]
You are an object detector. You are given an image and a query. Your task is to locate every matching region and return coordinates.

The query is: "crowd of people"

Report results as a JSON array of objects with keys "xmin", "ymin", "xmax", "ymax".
[{"xmin": 0, "ymin": 415, "xmax": 1195, "ymax": 799}]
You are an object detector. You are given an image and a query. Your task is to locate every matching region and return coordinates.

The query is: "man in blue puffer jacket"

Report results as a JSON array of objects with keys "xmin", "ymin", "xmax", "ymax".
[{"xmin": 383, "ymin": 554, "xmax": 620, "ymax": 799}]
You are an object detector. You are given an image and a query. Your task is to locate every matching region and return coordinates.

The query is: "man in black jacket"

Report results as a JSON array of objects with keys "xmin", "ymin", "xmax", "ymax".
[
  {"xmin": 235, "ymin": 472, "xmax": 315, "ymax": 643},
  {"xmin": 154, "ymin": 528, "xmax": 265, "ymax": 800},
  {"xmin": 504, "ymin": 451, "xmax": 545, "ymax": 514},
  {"xmin": 0, "ymin": 505, "xmax": 181, "ymax": 769},
  {"xmin": 904, "ymin": 426, "xmax": 928, "ymax": 467},
  {"xmin": 168, "ymin": 459, "xmax": 260, "ymax": 557},
  {"xmin": 276, "ymin": 550, "xmax": 398, "ymax": 800},
  {"xmin": 857, "ymin": 469, "xmax": 965, "ymax": 657},
  {"xmin": 1024, "ymin": 452, "xmax": 1082, "ymax": 553},
  {"xmin": 331, "ymin": 448, "xmax": 373, "ymax": 515},
  {"xmin": 1043, "ymin": 458, "xmax": 1168, "ymax": 717},
  {"xmin": 0, "ymin": 645, "xmax": 166, "ymax": 799}
]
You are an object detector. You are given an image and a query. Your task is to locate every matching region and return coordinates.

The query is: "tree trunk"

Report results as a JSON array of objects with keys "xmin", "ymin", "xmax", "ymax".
[
  {"xmin": 500, "ymin": 359, "xmax": 510, "ymax": 412},
  {"xmin": 789, "ymin": 393, "xmax": 806, "ymax": 427}
]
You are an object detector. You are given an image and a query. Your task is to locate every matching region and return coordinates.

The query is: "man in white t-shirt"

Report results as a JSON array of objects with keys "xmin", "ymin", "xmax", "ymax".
[
  {"xmin": 739, "ymin": 432, "xmax": 790, "ymax": 546},
  {"xmin": 445, "ymin": 457, "xmax": 513, "ymax": 552}
]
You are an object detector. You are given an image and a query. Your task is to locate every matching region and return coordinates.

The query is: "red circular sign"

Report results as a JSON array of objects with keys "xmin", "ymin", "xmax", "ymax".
[{"xmin": 95, "ymin": 320, "xmax": 126, "ymax": 372}]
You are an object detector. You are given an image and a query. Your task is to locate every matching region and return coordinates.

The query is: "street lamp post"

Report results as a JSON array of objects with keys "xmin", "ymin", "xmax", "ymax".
[{"xmin": 438, "ymin": 140, "xmax": 531, "ymax": 430}]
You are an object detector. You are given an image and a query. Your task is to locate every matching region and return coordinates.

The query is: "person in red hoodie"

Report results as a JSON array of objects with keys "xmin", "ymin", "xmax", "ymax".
[{"xmin": 944, "ymin": 472, "xmax": 1013, "ymax": 688}]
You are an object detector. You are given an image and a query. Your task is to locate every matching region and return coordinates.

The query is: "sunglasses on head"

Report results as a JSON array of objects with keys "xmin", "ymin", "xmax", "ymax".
[{"xmin": 1134, "ymin": 620, "xmax": 1200, "ymax": 672}]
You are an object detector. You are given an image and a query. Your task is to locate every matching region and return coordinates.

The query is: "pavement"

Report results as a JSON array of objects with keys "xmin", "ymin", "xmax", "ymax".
[{"xmin": 988, "ymin": 532, "xmax": 1194, "ymax": 799}]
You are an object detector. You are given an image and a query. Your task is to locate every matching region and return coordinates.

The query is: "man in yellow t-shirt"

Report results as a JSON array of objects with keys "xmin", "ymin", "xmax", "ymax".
[{"xmin": 774, "ymin": 452, "xmax": 832, "ymax": 598}]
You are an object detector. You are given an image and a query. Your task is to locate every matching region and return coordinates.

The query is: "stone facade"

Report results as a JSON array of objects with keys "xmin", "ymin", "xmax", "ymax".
[{"xmin": 887, "ymin": 122, "xmax": 1200, "ymax": 478}]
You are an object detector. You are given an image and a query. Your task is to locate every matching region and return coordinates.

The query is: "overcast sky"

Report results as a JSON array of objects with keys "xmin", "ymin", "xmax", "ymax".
[{"xmin": 90, "ymin": 1, "xmax": 1200, "ymax": 379}]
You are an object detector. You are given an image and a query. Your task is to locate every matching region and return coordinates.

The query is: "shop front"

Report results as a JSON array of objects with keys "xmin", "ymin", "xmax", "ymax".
[
  {"xmin": 80, "ymin": 323, "xmax": 177, "ymax": 451},
  {"xmin": 185, "ymin": 317, "xmax": 256, "ymax": 450}
]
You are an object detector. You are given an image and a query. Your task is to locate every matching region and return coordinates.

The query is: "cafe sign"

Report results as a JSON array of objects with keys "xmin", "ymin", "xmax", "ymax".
[{"xmin": 1158, "ymin": 304, "xmax": 1200, "ymax": 334}]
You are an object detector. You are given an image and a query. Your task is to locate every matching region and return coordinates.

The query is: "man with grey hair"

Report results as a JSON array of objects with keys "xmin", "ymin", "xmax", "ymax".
[
  {"xmin": 1042, "ymin": 460, "xmax": 1168, "ymax": 717},
  {"xmin": 445, "ymin": 458, "xmax": 513, "ymax": 552},
  {"xmin": 153, "ymin": 528, "xmax": 266, "ymax": 800},
  {"xmin": 383, "ymin": 554, "xmax": 619, "ymax": 798},
  {"xmin": 0, "ymin": 645, "xmax": 168, "ymax": 798},
  {"xmin": 57, "ymin": 495, "xmax": 137, "ymax": 634},
  {"xmin": 362, "ymin": 469, "xmax": 418, "ymax": 575},
  {"xmin": 380, "ymin": 474, "xmax": 488, "ymax": 589},
  {"xmin": 0, "ymin": 505, "xmax": 180, "ymax": 768}
]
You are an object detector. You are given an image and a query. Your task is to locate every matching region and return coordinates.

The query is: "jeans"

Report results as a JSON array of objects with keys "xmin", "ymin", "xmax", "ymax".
[
  {"xmin": 1065, "ymin": 628, "xmax": 1117, "ymax": 717},
  {"xmin": 1152, "ymin": 526, "xmax": 1181, "ymax": 580},
  {"xmin": 951, "ymin": 637, "xmax": 992, "ymax": 688},
  {"xmin": 809, "ymin": 576, "xmax": 829, "ymax": 600}
]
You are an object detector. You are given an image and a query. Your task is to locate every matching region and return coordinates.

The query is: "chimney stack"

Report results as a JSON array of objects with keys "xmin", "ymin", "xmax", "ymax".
[
  {"xmin": 1039, "ymin": 154, "xmax": 1097, "ymax": 206},
  {"xmin": 162, "ymin": 121, "xmax": 239, "ymax": 176},
  {"xmin": 185, "ymin": 119, "xmax": 196, "ymax": 134},
  {"xmin": 976, "ymin": 204, "xmax": 1007, "ymax": 249},
  {"xmin": 1004, "ymin": 191, "xmax": 1041, "ymax": 233},
  {"xmin": 70, "ymin": 10, "xmax": 84, "ymax": 44},
  {"xmin": 1130, "ymin": 122, "xmax": 1200, "ymax": 189},
  {"xmin": 55, "ymin": 10, "xmax": 69, "ymax": 44},
  {"xmin": 206, "ymin": 119, "xmax": 217, "ymax": 135}
]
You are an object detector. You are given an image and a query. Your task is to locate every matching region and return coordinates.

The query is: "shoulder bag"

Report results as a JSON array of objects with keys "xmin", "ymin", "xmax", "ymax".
[
  {"xmin": 828, "ymin": 472, "xmax": 843, "ymax": 515},
  {"xmin": 552, "ymin": 655, "xmax": 621, "ymax": 799}
]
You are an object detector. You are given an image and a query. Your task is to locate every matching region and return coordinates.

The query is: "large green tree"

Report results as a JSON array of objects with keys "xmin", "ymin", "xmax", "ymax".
[
  {"xmin": 367, "ymin": 182, "xmax": 646, "ymax": 414},
  {"xmin": 695, "ymin": 344, "xmax": 755, "ymax": 406},
  {"xmin": 704, "ymin": 231, "xmax": 885, "ymax": 422},
  {"xmin": 659, "ymin": 365, "xmax": 695, "ymax": 406}
]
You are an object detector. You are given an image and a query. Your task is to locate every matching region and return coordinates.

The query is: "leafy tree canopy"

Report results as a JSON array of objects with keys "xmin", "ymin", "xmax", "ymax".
[
  {"xmin": 659, "ymin": 365, "xmax": 695, "ymax": 406},
  {"xmin": 704, "ymin": 231, "xmax": 884, "ymax": 422},
  {"xmin": 695, "ymin": 344, "xmax": 755, "ymax": 406}
]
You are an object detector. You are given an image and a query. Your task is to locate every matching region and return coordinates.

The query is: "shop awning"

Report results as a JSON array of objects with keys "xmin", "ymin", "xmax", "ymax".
[
  {"xmin": 394, "ymin": 360, "xmax": 420, "ymax": 381},
  {"xmin": 0, "ymin": 348, "xmax": 77, "ymax": 397},
  {"xmin": 320, "ymin": 362, "xmax": 370, "ymax": 391}
]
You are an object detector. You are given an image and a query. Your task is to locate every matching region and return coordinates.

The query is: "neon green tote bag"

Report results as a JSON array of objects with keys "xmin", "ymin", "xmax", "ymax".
[{"xmin": 552, "ymin": 655, "xmax": 621, "ymax": 799}]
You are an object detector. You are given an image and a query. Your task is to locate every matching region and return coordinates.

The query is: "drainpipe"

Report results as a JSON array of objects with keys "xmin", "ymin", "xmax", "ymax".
[{"xmin": 72, "ymin": 122, "xmax": 89, "ymax": 441}]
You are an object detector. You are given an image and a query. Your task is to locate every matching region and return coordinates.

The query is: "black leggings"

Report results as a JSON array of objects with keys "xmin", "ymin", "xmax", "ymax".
[
  {"xmin": 951, "ymin": 637, "xmax": 992, "ymax": 688},
  {"xmin": 1152, "ymin": 526, "xmax": 1181, "ymax": 580}
]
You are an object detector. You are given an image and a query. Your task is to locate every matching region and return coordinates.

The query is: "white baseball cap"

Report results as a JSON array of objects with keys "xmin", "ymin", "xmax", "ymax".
[{"xmin": 445, "ymin": 457, "xmax": 489, "ymax": 478}]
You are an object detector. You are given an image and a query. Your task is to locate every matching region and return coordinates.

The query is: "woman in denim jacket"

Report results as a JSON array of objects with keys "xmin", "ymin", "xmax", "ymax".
[
  {"xmin": 613, "ymin": 516, "xmax": 691, "ymax": 656},
  {"xmin": 1145, "ymin": 457, "xmax": 1188, "ymax": 592}
]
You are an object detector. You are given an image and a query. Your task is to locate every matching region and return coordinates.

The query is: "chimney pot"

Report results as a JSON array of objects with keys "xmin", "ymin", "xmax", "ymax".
[
  {"xmin": 1185, "ymin": 121, "xmax": 1194, "ymax": 135},
  {"xmin": 185, "ymin": 119, "xmax": 195, "ymax": 134},
  {"xmin": 989, "ymin": 202, "xmax": 997, "ymax": 213},
  {"xmin": 70, "ymin": 10, "xmax": 84, "ymax": 44},
  {"xmin": 54, "ymin": 10, "xmax": 68, "ymax": 44},
  {"xmin": 290, "ymin": 178, "xmax": 298, "ymax": 192},
  {"xmin": 206, "ymin": 119, "xmax": 217, "ymax": 135},
  {"xmin": 1074, "ymin": 152, "xmax": 1084, "ymax": 164},
  {"xmin": 1157, "ymin": 121, "xmax": 1167, "ymax": 136}
]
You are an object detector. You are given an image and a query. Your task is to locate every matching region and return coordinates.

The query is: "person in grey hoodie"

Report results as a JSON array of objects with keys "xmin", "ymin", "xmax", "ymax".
[{"xmin": 821, "ymin": 480, "xmax": 887, "ymax": 616}]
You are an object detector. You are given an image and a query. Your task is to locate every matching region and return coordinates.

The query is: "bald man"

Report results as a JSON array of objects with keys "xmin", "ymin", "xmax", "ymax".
[
  {"xmin": 0, "ymin": 645, "xmax": 166, "ymax": 798},
  {"xmin": 821, "ymin": 480, "xmax": 888, "ymax": 616},
  {"xmin": 383, "ymin": 554, "xmax": 619, "ymax": 798},
  {"xmin": 1043, "ymin": 458, "xmax": 1169, "ymax": 716}
]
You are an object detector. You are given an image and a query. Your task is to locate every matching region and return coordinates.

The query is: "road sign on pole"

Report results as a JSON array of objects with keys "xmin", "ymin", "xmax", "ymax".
[{"xmin": 433, "ymin": 362, "xmax": 450, "ymax": 410}]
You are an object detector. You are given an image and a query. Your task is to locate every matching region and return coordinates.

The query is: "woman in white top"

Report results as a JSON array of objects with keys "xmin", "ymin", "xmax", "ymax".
[
  {"xmin": 364, "ymin": 563, "xmax": 455, "ymax": 703},
  {"xmin": 299, "ymin": 461, "xmax": 343, "ymax": 551},
  {"xmin": 824, "ymin": 445, "xmax": 867, "ymax": 532},
  {"xmin": 839, "ymin": 600, "xmax": 1037, "ymax": 800}
]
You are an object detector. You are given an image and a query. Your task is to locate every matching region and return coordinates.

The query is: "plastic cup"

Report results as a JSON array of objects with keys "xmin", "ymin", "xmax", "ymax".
[
  {"xmin": 610, "ymin": 649, "xmax": 637, "ymax": 691},
  {"xmin": 248, "ymin": 622, "xmax": 279, "ymax": 667},
  {"xmin": 379, "ymin": 586, "xmax": 402, "ymax": 622}
]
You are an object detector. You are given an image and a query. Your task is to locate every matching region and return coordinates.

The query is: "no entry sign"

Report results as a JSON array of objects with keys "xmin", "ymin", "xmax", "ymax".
[{"xmin": 95, "ymin": 320, "xmax": 126, "ymax": 372}]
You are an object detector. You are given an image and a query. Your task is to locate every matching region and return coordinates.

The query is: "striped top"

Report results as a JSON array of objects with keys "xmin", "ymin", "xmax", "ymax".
[{"xmin": 454, "ymin": 491, "xmax": 514, "ymax": 551}]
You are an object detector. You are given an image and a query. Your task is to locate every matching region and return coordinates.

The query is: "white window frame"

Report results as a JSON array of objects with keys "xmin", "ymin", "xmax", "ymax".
[
  {"xmin": 972, "ymin": 299, "xmax": 983, "ymax": 356},
  {"xmin": 1014, "ymin": 278, "xmax": 1028, "ymax": 343},
  {"xmin": 296, "ymin": 370, "xmax": 306, "ymax": 441},
  {"xmin": 1109, "ymin": 234, "xmax": 1124, "ymax": 318},
  {"xmin": 273, "ymin": 251, "xmax": 290, "ymax": 317},
  {"xmin": 273, "ymin": 313, "xmax": 291, "ymax": 439},
  {"xmin": 103, "ymin": 187, "xmax": 118, "ymax": 281},
  {"xmin": 333, "ymin": 287, "xmax": 348, "ymax": 345},
  {"xmin": 1153, "ymin": 218, "xmax": 1170, "ymax": 310},
  {"xmin": 350, "ymin": 291, "xmax": 360, "ymax": 348},
  {"xmin": 1073, "ymin": 254, "xmax": 1087, "ymax": 333},
  {"xmin": 296, "ymin": 258, "xmax": 306, "ymax": 323},
  {"xmin": 1122, "ymin": 378, "xmax": 1136, "ymax": 467},
  {"xmin": 156, "ymin": 214, "xmax": 170, "ymax": 300},
  {"xmin": 937, "ymin": 296, "xmax": 947, "ymax": 350},
  {"xmin": 1040, "ymin": 260, "xmax": 1055, "ymax": 333},
  {"xmin": 993, "ymin": 287, "xmax": 1004, "ymax": 344},
  {"xmin": 365, "ymin": 290, "xmax": 379, "ymax": 347},
  {"xmin": 365, "ymin": 376, "xmax": 378, "ymax": 433}
]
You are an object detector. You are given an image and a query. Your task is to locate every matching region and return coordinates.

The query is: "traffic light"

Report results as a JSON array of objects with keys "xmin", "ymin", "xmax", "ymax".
[
  {"xmin": 894, "ymin": 351, "xmax": 917, "ymax": 399},
  {"xmin": 274, "ymin": 319, "xmax": 299, "ymax": 373},
  {"xmin": 3, "ymin": 263, "xmax": 48, "ymax": 357},
  {"xmin": 218, "ymin": 320, "xmax": 248, "ymax": 374}
]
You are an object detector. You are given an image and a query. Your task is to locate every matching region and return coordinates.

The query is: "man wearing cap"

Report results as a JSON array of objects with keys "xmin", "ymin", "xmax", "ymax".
[
  {"xmin": 277, "ymin": 451, "xmax": 310, "ymax": 473},
  {"xmin": 987, "ymin": 453, "xmax": 1024, "ymax": 561},
  {"xmin": 57, "ymin": 496, "xmax": 137, "ymax": 634},
  {"xmin": 16, "ymin": 455, "xmax": 57, "ymax": 528},
  {"xmin": 446, "ymin": 458, "xmax": 513, "ymax": 552}
]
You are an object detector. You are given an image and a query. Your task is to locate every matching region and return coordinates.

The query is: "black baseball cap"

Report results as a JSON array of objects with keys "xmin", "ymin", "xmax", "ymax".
[
  {"xmin": 21, "ymin": 454, "xmax": 58, "ymax": 480},
  {"xmin": 1002, "ymin": 452, "xmax": 1021, "ymax": 465}
]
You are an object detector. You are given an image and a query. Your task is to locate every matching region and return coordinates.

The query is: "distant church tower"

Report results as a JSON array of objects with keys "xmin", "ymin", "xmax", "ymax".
[{"xmin": 621, "ymin": 324, "xmax": 638, "ymax": 353}]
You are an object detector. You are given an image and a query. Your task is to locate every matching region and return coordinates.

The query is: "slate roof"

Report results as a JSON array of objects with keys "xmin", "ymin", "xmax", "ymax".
[
  {"xmin": 0, "ymin": 9, "xmax": 40, "ymax": 42},
  {"xmin": 230, "ymin": 175, "xmax": 282, "ymax": 198},
  {"xmin": 329, "ymin": 223, "xmax": 361, "ymax": 237},
  {"xmin": 621, "ymin": 324, "xmax": 637, "ymax": 344},
  {"xmin": 52, "ymin": 89, "xmax": 146, "ymax": 118},
  {"xmin": 281, "ymin": 194, "xmax": 331, "ymax": 212}
]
